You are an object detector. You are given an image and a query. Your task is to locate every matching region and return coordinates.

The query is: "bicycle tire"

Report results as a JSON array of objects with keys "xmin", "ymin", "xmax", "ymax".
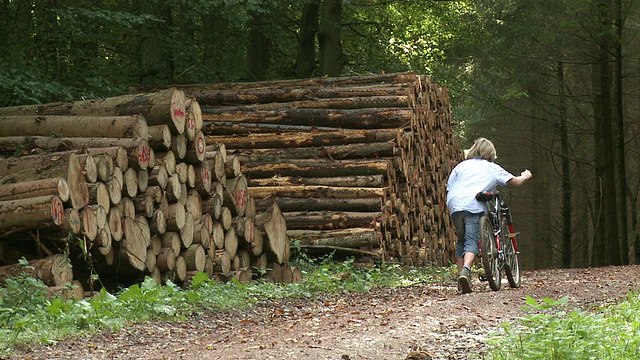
[
  {"xmin": 479, "ymin": 215, "xmax": 501, "ymax": 291},
  {"xmin": 502, "ymin": 218, "xmax": 521, "ymax": 288}
]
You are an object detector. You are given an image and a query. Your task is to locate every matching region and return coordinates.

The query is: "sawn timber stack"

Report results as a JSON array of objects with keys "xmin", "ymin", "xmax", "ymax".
[{"xmin": 171, "ymin": 72, "xmax": 463, "ymax": 266}]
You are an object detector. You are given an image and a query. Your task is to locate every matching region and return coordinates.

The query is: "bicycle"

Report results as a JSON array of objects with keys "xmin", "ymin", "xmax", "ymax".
[{"xmin": 475, "ymin": 188, "xmax": 521, "ymax": 291}]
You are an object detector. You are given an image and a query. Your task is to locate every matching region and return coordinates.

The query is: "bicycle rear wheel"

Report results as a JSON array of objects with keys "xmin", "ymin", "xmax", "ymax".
[
  {"xmin": 479, "ymin": 215, "xmax": 501, "ymax": 291},
  {"xmin": 502, "ymin": 218, "xmax": 521, "ymax": 288}
]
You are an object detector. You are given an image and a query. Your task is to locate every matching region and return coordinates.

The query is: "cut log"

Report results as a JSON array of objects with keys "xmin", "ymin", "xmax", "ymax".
[
  {"xmin": 165, "ymin": 202, "xmax": 186, "ymax": 231},
  {"xmin": 0, "ymin": 88, "xmax": 186, "ymax": 134},
  {"xmin": 183, "ymin": 244, "xmax": 206, "ymax": 272},
  {"xmin": 0, "ymin": 177, "xmax": 69, "ymax": 203},
  {"xmin": 60, "ymin": 208, "xmax": 82, "ymax": 234},
  {"xmin": 0, "ymin": 115, "xmax": 149, "ymax": 139},
  {"xmin": 205, "ymin": 128, "xmax": 396, "ymax": 149},
  {"xmin": 171, "ymin": 134, "xmax": 187, "ymax": 159},
  {"xmin": 156, "ymin": 247, "xmax": 176, "ymax": 272},
  {"xmin": 165, "ymin": 175, "xmax": 182, "ymax": 202},
  {"xmin": 0, "ymin": 254, "xmax": 73, "ymax": 287},
  {"xmin": 122, "ymin": 167, "xmax": 138, "ymax": 198},
  {"xmin": 180, "ymin": 212, "xmax": 195, "ymax": 248},
  {"xmin": 186, "ymin": 190, "xmax": 202, "ymax": 219},
  {"xmin": 242, "ymin": 159, "xmax": 391, "ymax": 178},
  {"xmin": 255, "ymin": 203, "xmax": 289, "ymax": 264},
  {"xmin": 248, "ymin": 185, "xmax": 384, "ymax": 200},
  {"xmin": 255, "ymin": 197, "xmax": 382, "ymax": 213},
  {"xmin": 184, "ymin": 131, "xmax": 206, "ymax": 164},
  {"xmin": 150, "ymin": 209, "xmax": 166, "ymax": 235},
  {"xmin": 80, "ymin": 206, "xmax": 98, "ymax": 241},
  {"xmin": 224, "ymin": 227, "xmax": 238, "ymax": 258},
  {"xmin": 108, "ymin": 207, "xmax": 123, "ymax": 242},
  {"xmin": 224, "ymin": 175, "xmax": 248, "ymax": 216},
  {"xmin": 148, "ymin": 125, "xmax": 172, "ymax": 150},
  {"xmin": 230, "ymin": 142, "xmax": 394, "ymax": 163},
  {"xmin": 0, "ymin": 195, "xmax": 65, "ymax": 230},
  {"xmin": 283, "ymin": 210, "xmax": 380, "ymax": 230},
  {"xmin": 248, "ymin": 174, "xmax": 386, "ymax": 188},
  {"xmin": 212, "ymin": 250, "xmax": 231, "ymax": 276},
  {"xmin": 175, "ymin": 255, "xmax": 187, "ymax": 281},
  {"xmin": 0, "ymin": 137, "xmax": 152, "ymax": 171},
  {"xmin": 287, "ymin": 228, "xmax": 379, "ymax": 248},
  {"xmin": 95, "ymin": 154, "xmax": 114, "ymax": 182},
  {"xmin": 134, "ymin": 193, "xmax": 155, "ymax": 218},
  {"xmin": 121, "ymin": 217, "xmax": 148, "ymax": 271},
  {"xmin": 193, "ymin": 160, "xmax": 212, "ymax": 196},
  {"xmin": 149, "ymin": 164, "xmax": 168, "ymax": 189},
  {"xmin": 201, "ymin": 107, "xmax": 411, "ymax": 129},
  {"xmin": 264, "ymin": 262, "xmax": 282, "ymax": 283},
  {"xmin": 212, "ymin": 221, "xmax": 225, "ymax": 250},
  {"xmin": 88, "ymin": 182, "xmax": 110, "ymax": 213}
]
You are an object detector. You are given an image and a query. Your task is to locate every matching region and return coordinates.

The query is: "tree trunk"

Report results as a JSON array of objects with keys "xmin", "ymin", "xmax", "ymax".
[
  {"xmin": 318, "ymin": 0, "xmax": 347, "ymax": 76},
  {"xmin": 247, "ymin": 12, "xmax": 270, "ymax": 81},
  {"xmin": 137, "ymin": 0, "xmax": 174, "ymax": 86},
  {"xmin": 296, "ymin": 0, "xmax": 320, "ymax": 78}
]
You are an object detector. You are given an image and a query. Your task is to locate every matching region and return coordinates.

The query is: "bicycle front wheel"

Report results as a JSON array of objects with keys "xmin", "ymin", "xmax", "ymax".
[
  {"xmin": 479, "ymin": 215, "xmax": 501, "ymax": 291},
  {"xmin": 502, "ymin": 218, "xmax": 521, "ymax": 288}
]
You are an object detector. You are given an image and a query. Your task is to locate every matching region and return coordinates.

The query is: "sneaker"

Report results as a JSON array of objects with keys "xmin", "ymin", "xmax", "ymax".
[{"xmin": 458, "ymin": 267, "xmax": 472, "ymax": 294}]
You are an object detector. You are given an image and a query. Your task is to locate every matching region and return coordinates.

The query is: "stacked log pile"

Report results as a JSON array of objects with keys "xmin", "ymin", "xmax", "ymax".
[
  {"xmin": 0, "ymin": 88, "xmax": 293, "ymax": 291},
  {"xmin": 172, "ymin": 72, "xmax": 462, "ymax": 266}
]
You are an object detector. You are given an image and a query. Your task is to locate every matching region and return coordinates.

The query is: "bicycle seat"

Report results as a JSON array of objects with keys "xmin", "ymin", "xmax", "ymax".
[{"xmin": 475, "ymin": 191, "xmax": 494, "ymax": 202}]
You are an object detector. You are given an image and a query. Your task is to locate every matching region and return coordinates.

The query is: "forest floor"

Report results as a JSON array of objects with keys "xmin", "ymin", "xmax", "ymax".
[{"xmin": 11, "ymin": 265, "xmax": 640, "ymax": 360}]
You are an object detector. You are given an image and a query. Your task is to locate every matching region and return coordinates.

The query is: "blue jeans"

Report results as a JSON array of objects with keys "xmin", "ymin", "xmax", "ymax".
[{"xmin": 451, "ymin": 211, "xmax": 482, "ymax": 258}]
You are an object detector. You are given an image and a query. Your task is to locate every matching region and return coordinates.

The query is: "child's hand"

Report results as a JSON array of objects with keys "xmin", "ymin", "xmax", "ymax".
[{"xmin": 521, "ymin": 169, "xmax": 533, "ymax": 180}]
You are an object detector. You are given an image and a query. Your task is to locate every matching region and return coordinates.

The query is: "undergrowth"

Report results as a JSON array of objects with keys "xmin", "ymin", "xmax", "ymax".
[
  {"xmin": 0, "ymin": 255, "xmax": 450, "ymax": 356},
  {"xmin": 485, "ymin": 293, "xmax": 640, "ymax": 359}
]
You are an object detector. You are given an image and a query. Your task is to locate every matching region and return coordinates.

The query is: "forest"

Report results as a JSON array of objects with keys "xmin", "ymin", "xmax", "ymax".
[{"xmin": 1, "ymin": 0, "xmax": 638, "ymax": 270}]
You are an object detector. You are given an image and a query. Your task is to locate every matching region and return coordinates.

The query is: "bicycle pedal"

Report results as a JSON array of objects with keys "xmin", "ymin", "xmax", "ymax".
[{"xmin": 478, "ymin": 274, "xmax": 488, "ymax": 282}]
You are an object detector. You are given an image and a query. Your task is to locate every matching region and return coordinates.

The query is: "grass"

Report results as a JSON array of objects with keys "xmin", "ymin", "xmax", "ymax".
[
  {"xmin": 3, "ymin": 256, "xmax": 639, "ymax": 359},
  {"xmin": 0, "ymin": 255, "xmax": 452, "ymax": 356},
  {"xmin": 485, "ymin": 293, "xmax": 640, "ymax": 359}
]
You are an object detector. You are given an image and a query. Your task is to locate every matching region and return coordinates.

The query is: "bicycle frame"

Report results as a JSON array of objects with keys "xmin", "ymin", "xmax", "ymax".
[{"xmin": 477, "ymin": 190, "xmax": 518, "ymax": 265}]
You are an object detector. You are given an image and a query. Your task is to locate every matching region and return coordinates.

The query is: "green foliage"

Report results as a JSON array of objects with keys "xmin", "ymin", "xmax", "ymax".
[
  {"xmin": 0, "ymin": 258, "xmax": 445, "ymax": 356},
  {"xmin": 486, "ymin": 294, "xmax": 640, "ymax": 359}
]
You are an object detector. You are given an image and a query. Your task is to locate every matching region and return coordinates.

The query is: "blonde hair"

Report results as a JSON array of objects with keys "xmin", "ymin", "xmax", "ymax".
[{"xmin": 464, "ymin": 137, "xmax": 497, "ymax": 161}]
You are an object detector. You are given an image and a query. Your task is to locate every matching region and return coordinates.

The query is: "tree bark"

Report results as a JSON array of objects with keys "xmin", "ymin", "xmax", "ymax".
[
  {"xmin": 201, "ymin": 107, "xmax": 410, "ymax": 129},
  {"xmin": 296, "ymin": 0, "xmax": 320, "ymax": 78},
  {"xmin": 249, "ymin": 174, "xmax": 385, "ymax": 188},
  {"xmin": 0, "ymin": 195, "xmax": 65, "ymax": 230},
  {"xmin": 230, "ymin": 142, "xmax": 394, "ymax": 163},
  {"xmin": 0, "ymin": 115, "xmax": 149, "ymax": 139},
  {"xmin": 0, "ymin": 254, "xmax": 73, "ymax": 287},
  {"xmin": 0, "ymin": 88, "xmax": 186, "ymax": 135},
  {"xmin": 206, "ymin": 129, "xmax": 396, "ymax": 150},
  {"xmin": 0, "ymin": 177, "xmax": 69, "ymax": 202},
  {"xmin": 242, "ymin": 159, "xmax": 391, "ymax": 178}
]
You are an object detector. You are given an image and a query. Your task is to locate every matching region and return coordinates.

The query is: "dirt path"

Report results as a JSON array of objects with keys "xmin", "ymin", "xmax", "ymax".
[{"xmin": 16, "ymin": 265, "xmax": 640, "ymax": 360}]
